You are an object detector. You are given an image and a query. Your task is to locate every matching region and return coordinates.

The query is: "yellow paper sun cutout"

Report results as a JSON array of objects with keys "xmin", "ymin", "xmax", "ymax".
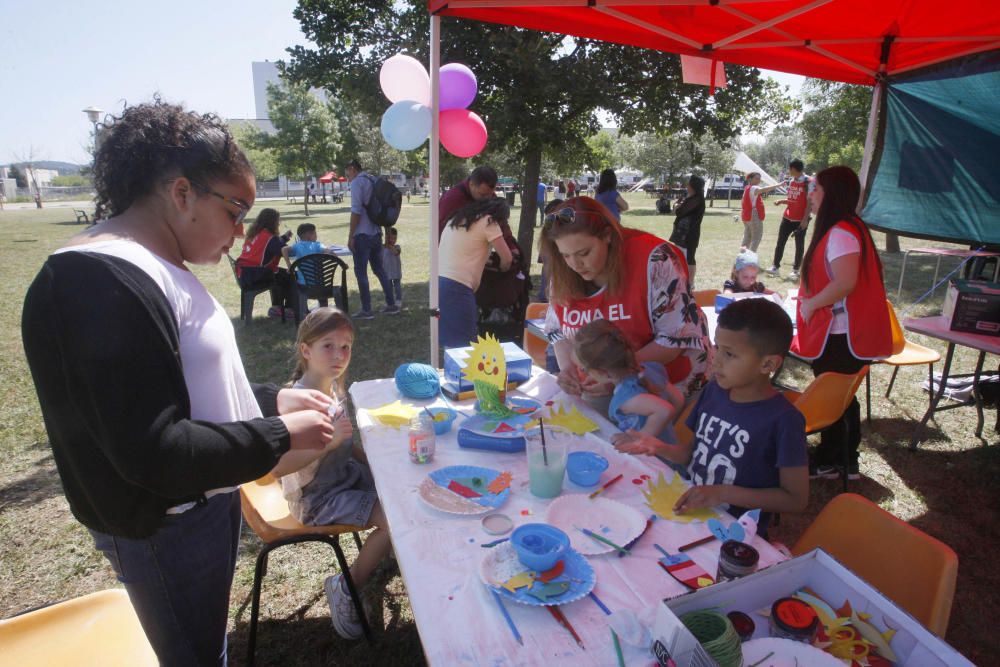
[
  {"xmin": 462, "ymin": 333, "xmax": 507, "ymax": 390},
  {"xmin": 642, "ymin": 471, "xmax": 718, "ymax": 523}
]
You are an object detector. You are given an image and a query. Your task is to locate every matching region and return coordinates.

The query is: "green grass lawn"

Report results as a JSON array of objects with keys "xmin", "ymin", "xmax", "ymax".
[{"xmin": 1, "ymin": 192, "xmax": 996, "ymax": 665}]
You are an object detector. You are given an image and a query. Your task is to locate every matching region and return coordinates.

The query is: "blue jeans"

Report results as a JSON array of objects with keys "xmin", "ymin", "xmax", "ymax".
[
  {"xmin": 90, "ymin": 492, "xmax": 242, "ymax": 667},
  {"xmin": 438, "ymin": 276, "xmax": 478, "ymax": 349},
  {"xmin": 352, "ymin": 233, "xmax": 395, "ymax": 312}
]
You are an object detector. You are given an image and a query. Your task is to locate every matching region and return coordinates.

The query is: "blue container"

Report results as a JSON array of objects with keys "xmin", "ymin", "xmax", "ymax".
[
  {"xmin": 715, "ymin": 294, "xmax": 735, "ymax": 313},
  {"xmin": 426, "ymin": 407, "xmax": 457, "ymax": 435},
  {"xmin": 510, "ymin": 524, "xmax": 570, "ymax": 571},
  {"xmin": 566, "ymin": 452, "xmax": 609, "ymax": 487}
]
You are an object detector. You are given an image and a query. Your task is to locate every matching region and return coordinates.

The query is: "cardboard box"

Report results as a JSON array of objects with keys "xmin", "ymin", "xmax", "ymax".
[
  {"xmin": 943, "ymin": 279, "xmax": 1000, "ymax": 336},
  {"xmin": 651, "ymin": 548, "xmax": 972, "ymax": 666},
  {"xmin": 443, "ymin": 341, "xmax": 532, "ymax": 393}
]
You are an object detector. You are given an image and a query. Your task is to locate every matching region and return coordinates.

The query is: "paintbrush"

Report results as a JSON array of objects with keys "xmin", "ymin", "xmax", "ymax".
[
  {"xmin": 588, "ymin": 473, "xmax": 623, "ymax": 499},
  {"xmin": 574, "ymin": 525, "xmax": 630, "ymax": 555},
  {"xmin": 490, "ymin": 589, "xmax": 523, "ymax": 646},
  {"xmin": 547, "ymin": 605, "xmax": 585, "ymax": 650},
  {"xmin": 678, "ymin": 534, "xmax": 716, "ymax": 552}
]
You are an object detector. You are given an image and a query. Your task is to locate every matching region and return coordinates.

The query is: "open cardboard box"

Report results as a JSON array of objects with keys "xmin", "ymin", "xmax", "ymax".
[{"xmin": 652, "ymin": 548, "xmax": 972, "ymax": 666}]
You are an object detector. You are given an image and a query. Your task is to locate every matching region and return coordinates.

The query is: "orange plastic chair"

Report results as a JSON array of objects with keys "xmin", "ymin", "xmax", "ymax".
[
  {"xmin": 864, "ymin": 301, "xmax": 941, "ymax": 421},
  {"xmin": 240, "ymin": 475, "xmax": 372, "ymax": 665},
  {"xmin": 783, "ymin": 367, "xmax": 869, "ymax": 490},
  {"xmin": 0, "ymin": 589, "xmax": 157, "ymax": 666},
  {"xmin": 792, "ymin": 493, "xmax": 958, "ymax": 637},
  {"xmin": 692, "ymin": 289, "xmax": 720, "ymax": 308},
  {"xmin": 523, "ymin": 302, "xmax": 549, "ymax": 368}
]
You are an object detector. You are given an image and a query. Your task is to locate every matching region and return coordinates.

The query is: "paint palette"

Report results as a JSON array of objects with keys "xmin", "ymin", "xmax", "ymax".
[
  {"xmin": 545, "ymin": 494, "xmax": 648, "ymax": 556},
  {"xmin": 480, "ymin": 541, "xmax": 595, "ymax": 607},
  {"xmin": 457, "ymin": 397, "xmax": 542, "ymax": 453},
  {"xmin": 418, "ymin": 466, "xmax": 512, "ymax": 515}
]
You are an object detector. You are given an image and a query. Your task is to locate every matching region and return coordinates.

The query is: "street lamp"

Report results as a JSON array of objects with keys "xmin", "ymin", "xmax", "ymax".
[{"xmin": 82, "ymin": 106, "xmax": 103, "ymax": 151}]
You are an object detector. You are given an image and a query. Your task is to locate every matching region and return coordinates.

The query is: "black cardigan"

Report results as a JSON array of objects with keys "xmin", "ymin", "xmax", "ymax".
[{"xmin": 22, "ymin": 251, "xmax": 290, "ymax": 538}]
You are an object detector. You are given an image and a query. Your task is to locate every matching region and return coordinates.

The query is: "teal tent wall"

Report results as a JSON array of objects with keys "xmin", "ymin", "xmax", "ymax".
[{"xmin": 863, "ymin": 50, "xmax": 1000, "ymax": 246}]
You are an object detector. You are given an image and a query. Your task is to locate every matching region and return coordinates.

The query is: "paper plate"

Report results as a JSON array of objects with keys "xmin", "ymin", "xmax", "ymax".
[
  {"xmin": 545, "ymin": 494, "xmax": 647, "ymax": 556},
  {"xmin": 418, "ymin": 465, "xmax": 511, "ymax": 515},
  {"xmin": 479, "ymin": 541, "xmax": 595, "ymax": 607},
  {"xmin": 741, "ymin": 638, "xmax": 843, "ymax": 667}
]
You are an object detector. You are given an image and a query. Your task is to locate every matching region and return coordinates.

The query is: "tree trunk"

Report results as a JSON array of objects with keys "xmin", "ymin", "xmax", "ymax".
[
  {"xmin": 885, "ymin": 232, "xmax": 901, "ymax": 253},
  {"xmin": 708, "ymin": 172, "xmax": 716, "ymax": 207},
  {"xmin": 303, "ymin": 173, "xmax": 310, "ymax": 216},
  {"xmin": 517, "ymin": 147, "xmax": 543, "ymax": 264}
]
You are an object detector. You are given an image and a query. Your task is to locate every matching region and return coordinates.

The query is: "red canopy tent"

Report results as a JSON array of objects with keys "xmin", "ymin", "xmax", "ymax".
[
  {"xmin": 318, "ymin": 171, "xmax": 339, "ymax": 184},
  {"xmin": 422, "ymin": 0, "xmax": 1000, "ymax": 363}
]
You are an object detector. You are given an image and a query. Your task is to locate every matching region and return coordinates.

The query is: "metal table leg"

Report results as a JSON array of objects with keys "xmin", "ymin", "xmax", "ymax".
[
  {"xmin": 910, "ymin": 342, "xmax": 955, "ymax": 450},
  {"xmin": 897, "ymin": 250, "xmax": 911, "ymax": 299},
  {"xmin": 973, "ymin": 350, "xmax": 986, "ymax": 438}
]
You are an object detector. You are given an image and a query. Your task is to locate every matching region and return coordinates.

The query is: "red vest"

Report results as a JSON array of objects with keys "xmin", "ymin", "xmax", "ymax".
[
  {"xmin": 791, "ymin": 221, "xmax": 892, "ymax": 360},
  {"xmin": 783, "ymin": 177, "xmax": 810, "ymax": 221},
  {"xmin": 235, "ymin": 230, "xmax": 279, "ymax": 277},
  {"xmin": 741, "ymin": 185, "xmax": 765, "ymax": 222}
]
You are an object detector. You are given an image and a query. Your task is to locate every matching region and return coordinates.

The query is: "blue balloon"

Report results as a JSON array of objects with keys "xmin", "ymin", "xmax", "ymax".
[{"xmin": 380, "ymin": 100, "xmax": 431, "ymax": 151}]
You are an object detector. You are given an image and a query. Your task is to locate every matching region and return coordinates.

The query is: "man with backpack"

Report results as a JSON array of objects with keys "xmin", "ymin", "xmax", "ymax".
[{"xmin": 346, "ymin": 159, "xmax": 399, "ymax": 319}]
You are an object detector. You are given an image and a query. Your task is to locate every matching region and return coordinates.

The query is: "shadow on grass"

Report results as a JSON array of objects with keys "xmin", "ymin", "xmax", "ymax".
[{"xmin": 0, "ymin": 453, "xmax": 63, "ymax": 516}]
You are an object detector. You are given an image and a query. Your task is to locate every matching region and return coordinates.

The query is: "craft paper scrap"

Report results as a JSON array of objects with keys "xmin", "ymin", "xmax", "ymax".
[
  {"xmin": 529, "ymin": 402, "xmax": 599, "ymax": 435},
  {"xmin": 501, "ymin": 571, "xmax": 535, "ymax": 593},
  {"xmin": 463, "ymin": 333, "xmax": 517, "ymax": 418},
  {"xmin": 487, "ymin": 471, "xmax": 512, "ymax": 494},
  {"xmin": 643, "ymin": 471, "xmax": 718, "ymax": 523},
  {"xmin": 365, "ymin": 400, "xmax": 420, "ymax": 428},
  {"xmin": 527, "ymin": 581, "xmax": 570, "ymax": 603}
]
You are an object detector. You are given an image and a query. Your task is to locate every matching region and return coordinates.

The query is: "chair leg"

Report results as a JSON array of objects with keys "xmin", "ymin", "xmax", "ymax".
[
  {"xmin": 885, "ymin": 365, "xmax": 900, "ymax": 398},
  {"xmin": 927, "ymin": 363, "xmax": 934, "ymax": 413},
  {"xmin": 246, "ymin": 544, "xmax": 272, "ymax": 667},
  {"xmin": 326, "ymin": 537, "xmax": 374, "ymax": 643},
  {"xmin": 865, "ymin": 371, "xmax": 872, "ymax": 423}
]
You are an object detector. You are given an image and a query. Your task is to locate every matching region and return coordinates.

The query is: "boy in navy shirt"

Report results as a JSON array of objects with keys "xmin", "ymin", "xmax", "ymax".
[{"xmin": 616, "ymin": 298, "xmax": 808, "ymax": 535}]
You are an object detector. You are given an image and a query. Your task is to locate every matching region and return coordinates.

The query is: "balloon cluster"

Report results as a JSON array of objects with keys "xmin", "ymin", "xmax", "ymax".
[{"xmin": 379, "ymin": 54, "xmax": 487, "ymax": 158}]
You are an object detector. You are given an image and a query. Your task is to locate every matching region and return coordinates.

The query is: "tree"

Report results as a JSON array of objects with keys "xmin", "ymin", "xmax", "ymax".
[
  {"xmin": 232, "ymin": 124, "xmax": 280, "ymax": 181},
  {"xmin": 692, "ymin": 135, "xmax": 736, "ymax": 207},
  {"xmin": 9, "ymin": 165, "xmax": 27, "ymax": 188},
  {"xmin": 51, "ymin": 174, "xmax": 90, "ymax": 187},
  {"xmin": 284, "ymin": 1, "xmax": 795, "ymax": 260},
  {"xmin": 245, "ymin": 81, "xmax": 342, "ymax": 215},
  {"xmin": 742, "ymin": 125, "xmax": 806, "ymax": 177},
  {"xmin": 630, "ymin": 132, "xmax": 696, "ymax": 186}
]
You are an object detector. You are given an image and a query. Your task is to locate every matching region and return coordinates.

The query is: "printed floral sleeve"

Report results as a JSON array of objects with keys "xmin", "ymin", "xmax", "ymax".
[{"xmin": 647, "ymin": 243, "xmax": 708, "ymax": 351}]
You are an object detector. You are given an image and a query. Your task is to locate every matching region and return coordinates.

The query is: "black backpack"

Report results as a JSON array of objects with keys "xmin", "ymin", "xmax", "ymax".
[{"xmin": 363, "ymin": 174, "xmax": 402, "ymax": 228}]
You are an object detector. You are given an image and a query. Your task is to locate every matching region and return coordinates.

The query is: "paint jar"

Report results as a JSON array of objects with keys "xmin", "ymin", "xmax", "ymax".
[
  {"xmin": 726, "ymin": 611, "xmax": 756, "ymax": 642},
  {"xmin": 769, "ymin": 597, "xmax": 819, "ymax": 644},
  {"xmin": 715, "ymin": 540, "xmax": 759, "ymax": 582},
  {"xmin": 408, "ymin": 413, "xmax": 436, "ymax": 464}
]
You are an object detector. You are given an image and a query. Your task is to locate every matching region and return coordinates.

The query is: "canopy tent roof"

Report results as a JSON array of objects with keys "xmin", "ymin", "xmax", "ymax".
[
  {"xmin": 318, "ymin": 171, "xmax": 339, "ymax": 183},
  {"xmin": 428, "ymin": 0, "xmax": 1000, "ymax": 85},
  {"xmin": 732, "ymin": 150, "xmax": 778, "ymax": 185}
]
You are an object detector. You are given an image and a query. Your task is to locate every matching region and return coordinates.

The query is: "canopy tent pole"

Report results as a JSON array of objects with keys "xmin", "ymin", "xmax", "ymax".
[
  {"xmin": 859, "ymin": 35, "xmax": 893, "ymax": 211},
  {"xmin": 429, "ymin": 13, "xmax": 441, "ymax": 367}
]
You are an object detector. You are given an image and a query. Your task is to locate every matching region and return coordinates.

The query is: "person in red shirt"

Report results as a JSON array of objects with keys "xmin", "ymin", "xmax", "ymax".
[
  {"xmin": 541, "ymin": 197, "xmax": 712, "ymax": 415},
  {"xmin": 437, "ymin": 166, "xmax": 498, "ymax": 236},
  {"xmin": 235, "ymin": 208, "xmax": 295, "ymax": 317},
  {"xmin": 768, "ymin": 159, "xmax": 814, "ymax": 280}
]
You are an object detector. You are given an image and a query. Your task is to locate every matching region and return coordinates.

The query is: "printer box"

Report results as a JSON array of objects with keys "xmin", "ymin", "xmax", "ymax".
[
  {"xmin": 943, "ymin": 279, "xmax": 1000, "ymax": 336},
  {"xmin": 651, "ymin": 548, "xmax": 972, "ymax": 667},
  {"xmin": 443, "ymin": 341, "xmax": 532, "ymax": 393}
]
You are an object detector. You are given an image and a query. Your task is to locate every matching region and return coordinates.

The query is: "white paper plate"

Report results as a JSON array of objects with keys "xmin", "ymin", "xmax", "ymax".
[
  {"xmin": 417, "ymin": 477, "xmax": 490, "ymax": 515},
  {"xmin": 479, "ymin": 541, "xmax": 595, "ymax": 606},
  {"xmin": 545, "ymin": 494, "xmax": 647, "ymax": 556},
  {"xmin": 740, "ymin": 637, "xmax": 843, "ymax": 667}
]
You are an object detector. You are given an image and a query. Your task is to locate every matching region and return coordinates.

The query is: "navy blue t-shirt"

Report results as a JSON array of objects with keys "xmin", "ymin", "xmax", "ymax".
[{"xmin": 685, "ymin": 381, "xmax": 807, "ymax": 522}]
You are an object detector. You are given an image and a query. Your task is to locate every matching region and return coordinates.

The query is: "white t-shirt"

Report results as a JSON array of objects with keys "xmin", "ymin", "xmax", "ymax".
[
  {"xmin": 57, "ymin": 239, "xmax": 263, "ymax": 511},
  {"xmin": 438, "ymin": 215, "xmax": 504, "ymax": 290},
  {"xmin": 748, "ymin": 185, "xmax": 763, "ymax": 222},
  {"xmin": 824, "ymin": 228, "xmax": 861, "ymax": 334}
]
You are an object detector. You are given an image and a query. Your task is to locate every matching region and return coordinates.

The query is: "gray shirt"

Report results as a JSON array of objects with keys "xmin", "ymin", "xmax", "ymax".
[{"xmin": 350, "ymin": 172, "xmax": 380, "ymax": 237}]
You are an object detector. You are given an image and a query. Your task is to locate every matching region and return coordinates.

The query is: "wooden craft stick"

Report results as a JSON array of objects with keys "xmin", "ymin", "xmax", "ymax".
[
  {"xmin": 547, "ymin": 605, "xmax": 585, "ymax": 650},
  {"xmin": 490, "ymin": 589, "xmax": 523, "ymax": 646},
  {"xmin": 588, "ymin": 473, "xmax": 623, "ymax": 499},
  {"xmin": 678, "ymin": 534, "xmax": 716, "ymax": 552}
]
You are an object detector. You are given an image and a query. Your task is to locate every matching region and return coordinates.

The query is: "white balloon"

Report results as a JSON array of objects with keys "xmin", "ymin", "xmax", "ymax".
[{"xmin": 379, "ymin": 54, "xmax": 431, "ymax": 106}]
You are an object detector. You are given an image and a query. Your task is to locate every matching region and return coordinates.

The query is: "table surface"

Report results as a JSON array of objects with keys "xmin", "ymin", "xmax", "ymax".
[
  {"xmin": 350, "ymin": 371, "xmax": 784, "ymax": 666},
  {"xmin": 903, "ymin": 315, "xmax": 1000, "ymax": 355}
]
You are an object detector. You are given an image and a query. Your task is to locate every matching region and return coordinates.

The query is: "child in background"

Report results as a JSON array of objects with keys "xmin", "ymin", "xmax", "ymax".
[
  {"xmin": 573, "ymin": 319, "xmax": 685, "ymax": 444},
  {"xmin": 282, "ymin": 223, "xmax": 328, "ymax": 285},
  {"xmin": 269, "ymin": 308, "xmax": 389, "ymax": 640},
  {"xmin": 723, "ymin": 250, "xmax": 772, "ymax": 295},
  {"xmin": 381, "ymin": 227, "xmax": 403, "ymax": 308},
  {"xmin": 615, "ymin": 298, "xmax": 808, "ymax": 536}
]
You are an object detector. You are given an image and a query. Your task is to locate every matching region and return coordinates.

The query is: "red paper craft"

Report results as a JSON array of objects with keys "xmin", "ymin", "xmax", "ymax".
[
  {"xmin": 658, "ymin": 552, "xmax": 715, "ymax": 590},
  {"xmin": 493, "ymin": 422, "xmax": 516, "ymax": 433},
  {"xmin": 537, "ymin": 559, "xmax": 565, "ymax": 583},
  {"xmin": 447, "ymin": 480, "xmax": 482, "ymax": 498}
]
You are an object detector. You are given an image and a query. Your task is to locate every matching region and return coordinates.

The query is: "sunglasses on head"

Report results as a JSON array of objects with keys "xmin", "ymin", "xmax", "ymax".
[{"xmin": 544, "ymin": 206, "xmax": 606, "ymax": 226}]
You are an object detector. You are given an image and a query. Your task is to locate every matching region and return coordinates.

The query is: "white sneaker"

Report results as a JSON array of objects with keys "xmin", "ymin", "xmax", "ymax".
[
  {"xmin": 324, "ymin": 574, "xmax": 365, "ymax": 640},
  {"xmin": 767, "ymin": 266, "xmax": 780, "ymax": 276},
  {"xmin": 788, "ymin": 269, "xmax": 800, "ymax": 280}
]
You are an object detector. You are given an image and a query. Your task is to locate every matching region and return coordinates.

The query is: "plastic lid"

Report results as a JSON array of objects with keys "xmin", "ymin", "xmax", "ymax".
[
  {"xmin": 481, "ymin": 513, "xmax": 513, "ymax": 536},
  {"xmin": 771, "ymin": 597, "xmax": 819, "ymax": 634}
]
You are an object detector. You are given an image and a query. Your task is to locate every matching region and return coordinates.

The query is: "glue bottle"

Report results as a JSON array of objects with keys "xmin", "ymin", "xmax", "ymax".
[{"xmin": 408, "ymin": 413, "xmax": 436, "ymax": 464}]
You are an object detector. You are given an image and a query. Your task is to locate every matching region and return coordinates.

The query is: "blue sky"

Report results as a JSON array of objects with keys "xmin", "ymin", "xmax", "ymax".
[{"xmin": 0, "ymin": 0, "xmax": 802, "ymax": 166}]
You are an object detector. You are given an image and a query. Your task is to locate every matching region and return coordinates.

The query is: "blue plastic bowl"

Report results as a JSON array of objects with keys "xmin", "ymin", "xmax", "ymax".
[
  {"xmin": 426, "ymin": 407, "xmax": 457, "ymax": 435},
  {"xmin": 566, "ymin": 452, "xmax": 609, "ymax": 487},
  {"xmin": 510, "ymin": 523, "xmax": 570, "ymax": 571}
]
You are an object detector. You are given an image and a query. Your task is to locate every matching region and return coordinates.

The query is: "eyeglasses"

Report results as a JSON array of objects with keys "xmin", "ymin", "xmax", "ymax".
[
  {"xmin": 190, "ymin": 180, "xmax": 251, "ymax": 227},
  {"xmin": 544, "ymin": 206, "xmax": 605, "ymax": 226}
]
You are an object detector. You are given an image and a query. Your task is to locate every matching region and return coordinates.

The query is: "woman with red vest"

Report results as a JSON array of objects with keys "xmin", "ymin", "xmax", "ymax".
[
  {"xmin": 740, "ymin": 172, "xmax": 784, "ymax": 252},
  {"xmin": 236, "ymin": 207, "xmax": 295, "ymax": 317},
  {"xmin": 541, "ymin": 197, "xmax": 712, "ymax": 414},
  {"xmin": 792, "ymin": 166, "xmax": 891, "ymax": 480}
]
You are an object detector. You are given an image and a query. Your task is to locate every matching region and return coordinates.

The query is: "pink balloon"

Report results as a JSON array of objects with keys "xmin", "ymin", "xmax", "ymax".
[{"xmin": 440, "ymin": 109, "xmax": 487, "ymax": 158}]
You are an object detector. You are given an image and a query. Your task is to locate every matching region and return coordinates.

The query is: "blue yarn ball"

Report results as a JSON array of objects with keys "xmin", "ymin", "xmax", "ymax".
[{"xmin": 394, "ymin": 363, "xmax": 440, "ymax": 399}]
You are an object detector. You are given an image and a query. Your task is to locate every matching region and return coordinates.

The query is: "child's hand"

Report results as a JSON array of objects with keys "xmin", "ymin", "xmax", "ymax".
[
  {"xmin": 612, "ymin": 430, "xmax": 663, "ymax": 456},
  {"xmin": 674, "ymin": 485, "xmax": 726, "ymax": 514},
  {"xmin": 557, "ymin": 369, "xmax": 583, "ymax": 395},
  {"xmin": 330, "ymin": 412, "xmax": 353, "ymax": 447}
]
